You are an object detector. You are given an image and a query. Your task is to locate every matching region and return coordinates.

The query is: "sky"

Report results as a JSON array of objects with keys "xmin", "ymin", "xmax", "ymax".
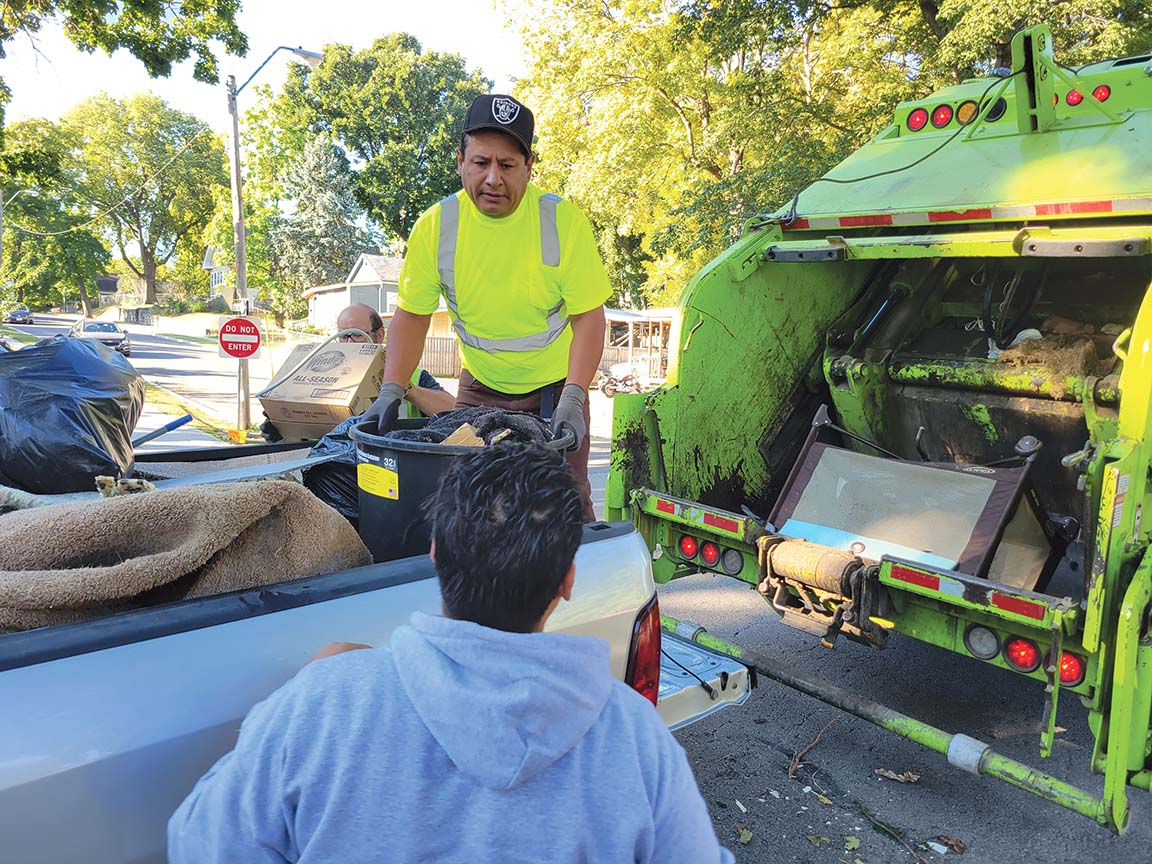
[{"xmin": 1, "ymin": 0, "xmax": 526, "ymax": 132}]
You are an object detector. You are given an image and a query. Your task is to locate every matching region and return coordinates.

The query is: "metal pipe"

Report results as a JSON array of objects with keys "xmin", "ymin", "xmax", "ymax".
[
  {"xmin": 660, "ymin": 613, "xmax": 1111, "ymax": 828},
  {"xmin": 889, "ymin": 357, "xmax": 1120, "ymax": 404},
  {"xmin": 131, "ymin": 414, "xmax": 193, "ymax": 447}
]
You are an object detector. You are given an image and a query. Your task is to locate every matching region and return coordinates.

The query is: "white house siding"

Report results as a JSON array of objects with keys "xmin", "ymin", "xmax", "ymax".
[{"xmin": 311, "ymin": 289, "xmax": 350, "ymax": 329}]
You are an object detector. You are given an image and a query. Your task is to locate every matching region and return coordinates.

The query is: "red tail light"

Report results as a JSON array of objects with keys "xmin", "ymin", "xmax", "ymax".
[
  {"xmin": 1093, "ymin": 84, "xmax": 1111, "ymax": 102},
  {"xmin": 1004, "ymin": 637, "xmax": 1041, "ymax": 672},
  {"xmin": 678, "ymin": 534, "xmax": 698, "ymax": 559},
  {"xmin": 907, "ymin": 107, "xmax": 929, "ymax": 131},
  {"xmin": 1066, "ymin": 89, "xmax": 1084, "ymax": 106},
  {"xmin": 930, "ymin": 104, "xmax": 953, "ymax": 128},
  {"xmin": 700, "ymin": 541, "xmax": 720, "ymax": 567},
  {"xmin": 625, "ymin": 595, "xmax": 661, "ymax": 705},
  {"xmin": 1057, "ymin": 652, "xmax": 1086, "ymax": 686}
]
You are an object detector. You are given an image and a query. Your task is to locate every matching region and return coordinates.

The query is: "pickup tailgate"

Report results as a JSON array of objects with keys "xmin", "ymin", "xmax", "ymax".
[{"xmin": 658, "ymin": 630, "xmax": 753, "ymax": 730}]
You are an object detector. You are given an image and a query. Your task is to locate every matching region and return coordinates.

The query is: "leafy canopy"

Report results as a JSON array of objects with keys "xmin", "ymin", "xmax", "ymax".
[
  {"xmin": 0, "ymin": 1, "xmax": 248, "ymax": 122},
  {"xmin": 278, "ymin": 33, "xmax": 492, "ymax": 244},
  {"xmin": 64, "ymin": 93, "xmax": 227, "ymax": 304}
]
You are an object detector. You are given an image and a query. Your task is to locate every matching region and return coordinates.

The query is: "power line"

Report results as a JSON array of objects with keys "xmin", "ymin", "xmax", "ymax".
[{"xmin": 6, "ymin": 124, "xmax": 215, "ymax": 238}]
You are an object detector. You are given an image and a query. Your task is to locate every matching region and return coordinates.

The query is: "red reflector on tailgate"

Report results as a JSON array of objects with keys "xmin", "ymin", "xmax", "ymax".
[
  {"xmin": 889, "ymin": 564, "xmax": 941, "ymax": 591},
  {"xmin": 656, "ymin": 499, "xmax": 675, "ymax": 515},
  {"xmin": 703, "ymin": 512, "xmax": 740, "ymax": 533},
  {"xmin": 991, "ymin": 592, "xmax": 1046, "ymax": 620}
]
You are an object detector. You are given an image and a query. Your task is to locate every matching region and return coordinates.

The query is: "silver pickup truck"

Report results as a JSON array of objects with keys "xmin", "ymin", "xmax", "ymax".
[{"xmin": 0, "ymin": 445, "xmax": 750, "ymax": 864}]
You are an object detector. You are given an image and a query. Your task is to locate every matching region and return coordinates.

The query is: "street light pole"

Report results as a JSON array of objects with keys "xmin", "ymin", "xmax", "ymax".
[
  {"xmin": 225, "ymin": 45, "xmax": 322, "ymax": 433},
  {"xmin": 225, "ymin": 74, "xmax": 251, "ymax": 430}
]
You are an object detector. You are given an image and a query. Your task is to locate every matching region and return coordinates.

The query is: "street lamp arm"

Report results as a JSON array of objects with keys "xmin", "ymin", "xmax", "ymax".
[{"xmin": 235, "ymin": 45, "xmax": 323, "ymax": 96}]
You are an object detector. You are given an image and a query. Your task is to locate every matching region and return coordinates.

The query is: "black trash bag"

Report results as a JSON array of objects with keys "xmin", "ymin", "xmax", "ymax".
[
  {"xmin": 302, "ymin": 415, "xmax": 361, "ymax": 525},
  {"xmin": 302, "ymin": 408, "xmax": 551, "ymax": 525},
  {"xmin": 0, "ymin": 335, "xmax": 145, "ymax": 494}
]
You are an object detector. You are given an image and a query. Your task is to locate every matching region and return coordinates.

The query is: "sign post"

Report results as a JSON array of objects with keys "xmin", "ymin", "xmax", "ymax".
[{"xmin": 218, "ymin": 316, "xmax": 262, "ymax": 430}]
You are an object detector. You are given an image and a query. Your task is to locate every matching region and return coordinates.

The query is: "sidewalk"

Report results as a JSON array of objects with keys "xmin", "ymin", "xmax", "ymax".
[{"xmin": 133, "ymin": 407, "xmax": 227, "ymax": 452}]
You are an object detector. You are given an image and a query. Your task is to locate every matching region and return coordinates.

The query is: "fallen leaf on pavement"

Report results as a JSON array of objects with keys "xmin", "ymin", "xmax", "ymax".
[
  {"xmin": 936, "ymin": 835, "xmax": 966, "ymax": 854},
  {"xmin": 874, "ymin": 768, "xmax": 922, "ymax": 783},
  {"xmin": 807, "ymin": 835, "xmax": 829, "ymax": 847},
  {"xmin": 738, "ymin": 829, "xmax": 753, "ymax": 845},
  {"xmin": 817, "ymin": 794, "xmax": 834, "ymax": 806},
  {"xmin": 845, "ymin": 836, "xmax": 861, "ymax": 851}
]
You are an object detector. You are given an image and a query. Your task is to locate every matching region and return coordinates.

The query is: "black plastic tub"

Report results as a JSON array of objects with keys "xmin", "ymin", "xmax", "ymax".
[{"xmin": 349, "ymin": 420, "xmax": 572, "ymax": 563}]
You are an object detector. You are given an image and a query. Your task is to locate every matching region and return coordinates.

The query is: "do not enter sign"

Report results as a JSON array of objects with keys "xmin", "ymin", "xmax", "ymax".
[{"xmin": 218, "ymin": 317, "xmax": 262, "ymax": 359}]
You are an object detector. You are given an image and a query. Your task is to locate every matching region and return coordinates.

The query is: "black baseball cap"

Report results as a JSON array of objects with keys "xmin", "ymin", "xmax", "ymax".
[{"xmin": 461, "ymin": 94, "xmax": 535, "ymax": 156}]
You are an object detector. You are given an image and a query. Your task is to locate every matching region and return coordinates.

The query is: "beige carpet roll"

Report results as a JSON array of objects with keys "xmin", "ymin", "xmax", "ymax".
[{"xmin": 0, "ymin": 481, "xmax": 371, "ymax": 631}]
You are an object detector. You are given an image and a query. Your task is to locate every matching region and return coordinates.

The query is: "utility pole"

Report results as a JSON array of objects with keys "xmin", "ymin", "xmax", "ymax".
[
  {"xmin": 224, "ymin": 46, "xmax": 322, "ymax": 433},
  {"xmin": 225, "ymin": 74, "xmax": 251, "ymax": 430}
]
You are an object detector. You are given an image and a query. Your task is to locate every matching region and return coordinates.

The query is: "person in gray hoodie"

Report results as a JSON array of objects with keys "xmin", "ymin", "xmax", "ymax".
[{"xmin": 167, "ymin": 444, "xmax": 734, "ymax": 863}]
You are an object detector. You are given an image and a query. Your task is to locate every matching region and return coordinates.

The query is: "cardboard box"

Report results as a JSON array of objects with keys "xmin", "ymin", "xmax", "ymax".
[{"xmin": 259, "ymin": 342, "xmax": 386, "ymax": 441}]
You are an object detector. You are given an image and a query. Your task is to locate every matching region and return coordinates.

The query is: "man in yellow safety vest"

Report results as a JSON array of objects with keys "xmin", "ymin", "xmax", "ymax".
[{"xmin": 364, "ymin": 94, "xmax": 611, "ymax": 520}]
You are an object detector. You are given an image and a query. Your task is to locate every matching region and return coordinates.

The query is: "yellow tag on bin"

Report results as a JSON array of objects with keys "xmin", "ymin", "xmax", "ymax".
[{"xmin": 358, "ymin": 463, "xmax": 399, "ymax": 500}]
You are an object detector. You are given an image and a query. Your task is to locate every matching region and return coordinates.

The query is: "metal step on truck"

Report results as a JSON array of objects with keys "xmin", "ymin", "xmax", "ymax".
[{"xmin": 607, "ymin": 25, "xmax": 1152, "ymax": 832}]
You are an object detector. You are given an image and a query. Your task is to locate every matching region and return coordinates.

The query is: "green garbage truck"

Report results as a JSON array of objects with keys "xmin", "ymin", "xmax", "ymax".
[{"xmin": 607, "ymin": 25, "xmax": 1152, "ymax": 832}]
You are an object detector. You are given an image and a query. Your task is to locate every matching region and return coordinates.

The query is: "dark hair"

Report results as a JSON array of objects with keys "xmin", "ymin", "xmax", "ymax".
[
  {"xmin": 459, "ymin": 131, "xmax": 533, "ymax": 162},
  {"xmin": 428, "ymin": 444, "xmax": 582, "ymax": 633},
  {"xmin": 368, "ymin": 310, "xmax": 383, "ymax": 332}
]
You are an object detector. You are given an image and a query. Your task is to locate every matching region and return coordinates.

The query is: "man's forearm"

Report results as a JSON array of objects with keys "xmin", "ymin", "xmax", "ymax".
[
  {"xmin": 566, "ymin": 305, "xmax": 606, "ymax": 391},
  {"xmin": 383, "ymin": 309, "xmax": 432, "ymax": 387},
  {"xmin": 408, "ymin": 386, "xmax": 456, "ymax": 415}
]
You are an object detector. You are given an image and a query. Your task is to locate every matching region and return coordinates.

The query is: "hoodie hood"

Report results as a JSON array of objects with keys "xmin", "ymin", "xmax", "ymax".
[{"xmin": 391, "ymin": 612, "xmax": 614, "ymax": 790}]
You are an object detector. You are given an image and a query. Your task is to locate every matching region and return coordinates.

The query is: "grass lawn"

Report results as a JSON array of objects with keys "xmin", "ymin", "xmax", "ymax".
[
  {"xmin": 0, "ymin": 326, "xmax": 38, "ymax": 345},
  {"xmin": 144, "ymin": 382, "xmax": 259, "ymax": 443}
]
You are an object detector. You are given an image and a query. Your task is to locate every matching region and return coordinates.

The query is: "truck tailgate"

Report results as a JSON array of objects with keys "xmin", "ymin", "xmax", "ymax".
[{"xmin": 658, "ymin": 631, "xmax": 752, "ymax": 730}]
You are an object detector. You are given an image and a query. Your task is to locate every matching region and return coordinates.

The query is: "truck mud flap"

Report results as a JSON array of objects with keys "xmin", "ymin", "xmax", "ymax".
[{"xmin": 657, "ymin": 628, "xmax": 753, "ymax": 730}]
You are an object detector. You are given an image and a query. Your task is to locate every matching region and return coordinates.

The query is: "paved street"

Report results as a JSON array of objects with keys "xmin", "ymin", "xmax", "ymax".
[{"xmin": 11, "ymin": 313, "xmax": 1141, "ymax": 862}]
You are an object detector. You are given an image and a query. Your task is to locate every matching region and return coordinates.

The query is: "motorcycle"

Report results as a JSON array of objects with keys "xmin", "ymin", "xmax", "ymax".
[{"xmin": 597, "ymin": 366, "xmax": 643, "ymax": 398}]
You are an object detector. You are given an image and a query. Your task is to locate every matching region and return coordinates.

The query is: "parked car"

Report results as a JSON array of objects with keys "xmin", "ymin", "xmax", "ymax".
[
  {"xmin": 68, "ymin": 319, "xmax": 131, "ymax": 356},
  {"xmin": 2, "ymin": 305, "xmax": 33, "ymax": 324}
]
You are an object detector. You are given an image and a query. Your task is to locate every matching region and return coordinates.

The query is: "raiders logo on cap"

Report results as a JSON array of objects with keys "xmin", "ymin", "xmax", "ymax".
[{"xmin": 491, "ymin": 97, "xmax": 520, "ymax": 124}]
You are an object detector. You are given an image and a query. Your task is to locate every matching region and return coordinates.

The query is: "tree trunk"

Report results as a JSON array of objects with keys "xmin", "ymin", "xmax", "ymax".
[
  {"xmin": 141, "ymin": 248, "xmax": 159, "ymax": 305},
  {"xmin": 65, "ymin": 251, "xmax": 95, "ymax": 317}
]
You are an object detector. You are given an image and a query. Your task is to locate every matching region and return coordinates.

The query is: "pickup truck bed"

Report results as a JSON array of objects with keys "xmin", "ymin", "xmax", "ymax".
[{"xmin": 1, "ymin": 521, "xmax": 749, "ymax": 864}]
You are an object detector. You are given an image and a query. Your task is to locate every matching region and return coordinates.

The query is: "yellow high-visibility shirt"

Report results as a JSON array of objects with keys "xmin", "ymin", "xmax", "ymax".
[{"xmin": 397, "ymin": 183, "xmax": 612, "ymax": 394}]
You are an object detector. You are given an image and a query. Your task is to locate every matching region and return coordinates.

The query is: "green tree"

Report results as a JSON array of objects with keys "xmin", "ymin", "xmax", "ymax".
[
  {"xmin": 266, "ymin": 133, "xmax": 378, "ymax": 321},
  {"xmin": 64, "ymin": 93, "xmax": 227, "ymax": 305},
  {"xmin": 1, "ymin": 118, "xmax": 109, "ymax": 315},
  {"xmin": 279, "ymin": 33, "xmax": 491, "ymax": 245},
  {"xmin": 0, "ymin": 0, "xmax": 247, "ymax": 124}
]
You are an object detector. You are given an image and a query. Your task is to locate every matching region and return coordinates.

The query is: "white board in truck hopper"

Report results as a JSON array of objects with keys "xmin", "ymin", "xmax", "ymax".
[{"xmin": 259, "ymin": 342, "xmax": 385, "ymax": 441}]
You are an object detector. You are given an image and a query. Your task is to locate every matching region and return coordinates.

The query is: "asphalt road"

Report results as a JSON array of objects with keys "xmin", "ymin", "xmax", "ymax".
[{"xmin": 13, "ymin": 313, "xmax": 1142, "ymax": 861}]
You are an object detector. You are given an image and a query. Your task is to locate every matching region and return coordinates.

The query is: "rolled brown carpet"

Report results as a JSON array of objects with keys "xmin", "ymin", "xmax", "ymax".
[{"xmin": 0, "ymin": 481, "xmax": 372, "ymax": 632}]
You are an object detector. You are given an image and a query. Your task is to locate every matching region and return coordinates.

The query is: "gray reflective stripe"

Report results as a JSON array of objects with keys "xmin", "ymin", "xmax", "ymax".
[
  {"xmin": 540, "ymin": 193, "xmax": 562, "ymax": 266},
  {"xmin": 436, "ymin": 193, "xmax": 570, "ymax": 353},
  {"xmin": 437, "ymin": 195, "xmax": 459, "ymax": 296}
]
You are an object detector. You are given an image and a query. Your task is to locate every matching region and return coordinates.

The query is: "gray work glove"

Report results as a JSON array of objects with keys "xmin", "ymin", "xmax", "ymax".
[
  {"xmin": 551, "ymin": 384, "xmax": 588, "ymax": 451},
  {"xmin": 361, "ymin": 381, "xmax": 408, "ymax": 434}
]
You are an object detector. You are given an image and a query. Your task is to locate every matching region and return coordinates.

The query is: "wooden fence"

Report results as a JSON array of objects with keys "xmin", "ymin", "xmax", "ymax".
[{"xmin": 419, "ymin": 337, "xmax": 463, "ymax": 377}]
